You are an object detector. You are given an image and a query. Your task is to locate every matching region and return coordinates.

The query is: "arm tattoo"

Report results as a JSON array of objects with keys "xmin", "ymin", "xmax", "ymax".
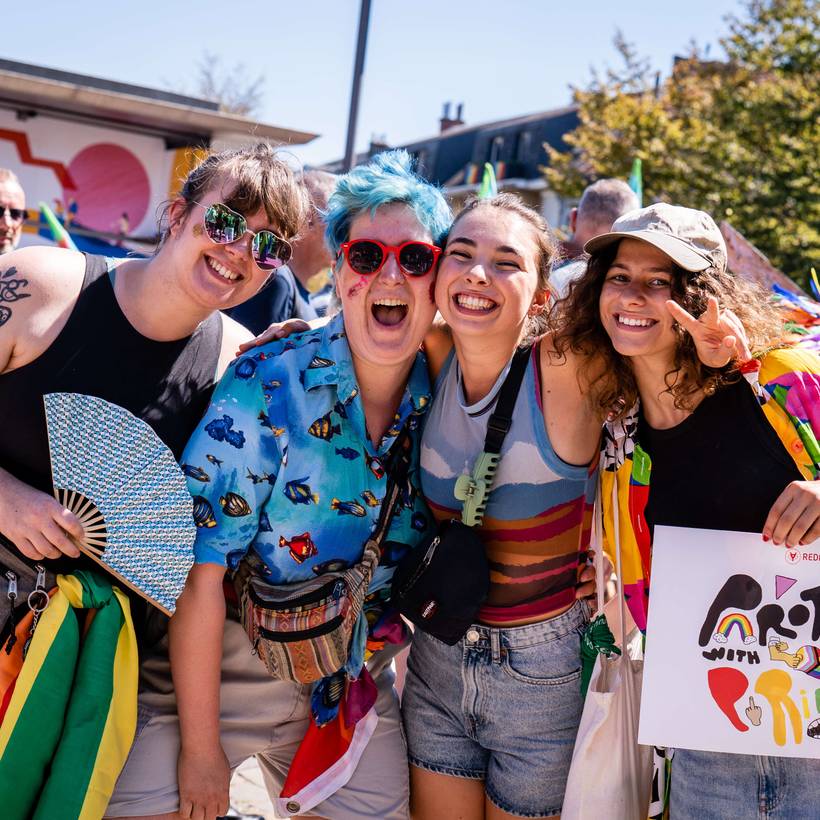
[{"xmin": 0, "ymin": 267, "xmax": 31, "ymax": 327}]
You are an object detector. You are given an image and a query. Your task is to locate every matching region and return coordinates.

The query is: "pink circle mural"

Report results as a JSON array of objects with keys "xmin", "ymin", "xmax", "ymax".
[{"xmin": 64, "ymin": 143, "xmax": 150, "ymax": 233}]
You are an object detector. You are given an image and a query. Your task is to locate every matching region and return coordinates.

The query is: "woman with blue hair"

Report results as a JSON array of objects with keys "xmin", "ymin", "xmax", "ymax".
[{"xmin": 107, "ymin": 150, "xmax": 451, "ymax": 820}]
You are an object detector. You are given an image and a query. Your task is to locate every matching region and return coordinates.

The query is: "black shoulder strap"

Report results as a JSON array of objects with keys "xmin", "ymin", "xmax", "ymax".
[
  {"xmin": 370, "ymin": 425, "xmax": 413, "ymax": 545},
  {"xmin": 483, "ymin": 345, "xmax": 532, "ymax": 455}
]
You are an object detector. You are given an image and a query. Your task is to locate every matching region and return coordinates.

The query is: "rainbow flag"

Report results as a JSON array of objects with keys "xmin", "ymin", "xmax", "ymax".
[
  {"xmin": 0, "ymin": 571, "xmax": 137, "ymax": 820},
  {"xmin": 628, "ymin": 158, "xmax": 643, "ymax": 208},
  {"xmin": 39, "ymin": 201, "xmax": 78, "ymax": 251}
]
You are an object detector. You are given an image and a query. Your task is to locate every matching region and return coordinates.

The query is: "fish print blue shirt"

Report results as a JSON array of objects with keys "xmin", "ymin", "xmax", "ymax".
[{"xmin": 181, "ymin": 312, "xmax": 433, "ymax": 602}]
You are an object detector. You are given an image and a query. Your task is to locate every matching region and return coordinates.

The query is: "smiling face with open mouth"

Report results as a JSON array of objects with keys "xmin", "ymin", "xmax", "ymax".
[
  {"xmin": 336, "ymin": 202, "xmax": 437, "ymax": 371},
  {"xmin": 168, "ymin": 179, "xmax": 280, "ymax": 313},
  {"xmin": 436, "ymin": 207, "xmax": 542, "ymax": 347},
  {"xmin": 599, "ymin": 238, "xmax": 678, "ymax": 364}
]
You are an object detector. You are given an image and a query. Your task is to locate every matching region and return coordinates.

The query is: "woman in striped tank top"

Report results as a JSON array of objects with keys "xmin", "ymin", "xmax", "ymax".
[{"xmin": 403, "ymin": 194, "xmax": 605, "ymax": 820}]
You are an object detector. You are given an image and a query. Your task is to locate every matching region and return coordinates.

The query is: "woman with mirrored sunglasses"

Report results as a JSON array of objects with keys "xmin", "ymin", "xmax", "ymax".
[
  {"xmin": 0, "ymin": 143, "xmax": 309, "ymax": 816},
  {"xmin": 108, "ymin": 150, "xmax": 452, "ymax": 820}
]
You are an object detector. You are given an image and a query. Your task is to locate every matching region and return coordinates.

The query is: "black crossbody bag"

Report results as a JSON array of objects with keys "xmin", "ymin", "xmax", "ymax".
[{"xmin": 391, "ymin": 346, "xmax": 532, "ymax": 645}]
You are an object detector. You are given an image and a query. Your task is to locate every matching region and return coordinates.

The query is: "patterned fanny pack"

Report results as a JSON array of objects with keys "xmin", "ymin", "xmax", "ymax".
[
  {"xmin": 233, "ymin": 428, "xmax": 411, "ymax": 684},
  {"xmin": 234, "ymin": 539, "xmax": 379, "ymax": 683}
]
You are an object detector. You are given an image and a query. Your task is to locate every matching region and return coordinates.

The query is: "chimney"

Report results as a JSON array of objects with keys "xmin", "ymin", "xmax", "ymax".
[
  {"xmin": 439, "ymin": 101, "xmax": 465, "ymax": 133},
  {"xmin": 369, "ymin": 134, "xmax": 391, "ymax": 156}
]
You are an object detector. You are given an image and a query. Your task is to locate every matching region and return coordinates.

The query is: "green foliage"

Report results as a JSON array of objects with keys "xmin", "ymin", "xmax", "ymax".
[{"xmin": 544, "ymin": 0, "xmax": 819, "ymax": 285}]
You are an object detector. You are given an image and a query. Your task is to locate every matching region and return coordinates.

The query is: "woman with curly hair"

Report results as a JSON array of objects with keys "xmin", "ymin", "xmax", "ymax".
[{"xmin": 553, "ymin": 202, "xmax": 820, "ymax": 818}]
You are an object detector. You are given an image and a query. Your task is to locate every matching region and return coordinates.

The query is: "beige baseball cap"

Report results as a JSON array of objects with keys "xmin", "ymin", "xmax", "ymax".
[{"xmin": 584, "ymin": 203, "xmax": 727, "ymax": 274}]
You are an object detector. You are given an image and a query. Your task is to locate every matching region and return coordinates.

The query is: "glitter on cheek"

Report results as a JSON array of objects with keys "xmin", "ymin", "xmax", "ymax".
[
  {"xmin": 346, "ymin": 275, "xmax": 369, "ymax": 299},
  {"xmin": 192, "ymin": 223, "xmax": 204, "ymax": 237}
]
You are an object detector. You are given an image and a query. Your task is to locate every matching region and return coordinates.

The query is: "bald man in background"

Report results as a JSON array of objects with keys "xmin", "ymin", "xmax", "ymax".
[
  {"xmin": 551, "ymin": 178, "xmax": 639, "ymax": 298},
  {"xmin": 0, "ymin": 169, "xmax": 26, "ymax": 256}
]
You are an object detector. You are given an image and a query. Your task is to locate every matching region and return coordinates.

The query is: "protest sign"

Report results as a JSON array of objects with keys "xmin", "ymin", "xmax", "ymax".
[{"xmin": 639, "ymin": 526, "xmax": 820, "ymax": 758}]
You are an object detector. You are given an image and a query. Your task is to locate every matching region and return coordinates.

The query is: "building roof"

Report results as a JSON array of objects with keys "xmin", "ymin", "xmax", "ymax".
[
  {"xmin": 0, "ymin": 57, "xmax": 318, "ymax": 148},
  {"xmin": 322, "ymin": 104, "xmax": 579, "ymax": 190}
]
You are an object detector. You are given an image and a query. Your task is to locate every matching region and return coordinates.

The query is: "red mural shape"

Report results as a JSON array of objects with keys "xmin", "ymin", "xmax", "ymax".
[
  {"xmin": 64, "ymin": 143, "xmax": 150, "ymax": 233},
  {"xmin": 708, "ymin": 667, "xmax": 750, "ymax": 732}
]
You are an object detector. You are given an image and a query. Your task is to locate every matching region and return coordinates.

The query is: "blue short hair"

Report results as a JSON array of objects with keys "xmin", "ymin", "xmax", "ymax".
[{"xmin": 324, "ymin": 150, "xmax": 452, "ymax": 257}]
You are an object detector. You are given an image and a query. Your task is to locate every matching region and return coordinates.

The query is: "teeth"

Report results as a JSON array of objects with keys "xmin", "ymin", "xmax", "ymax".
[
  {"xmin": 208, "ymin": 257, "xmax": 240, "ymax": 281},
  {"xmin": 373, "ymin": 298, "xmax": 407, "ymax": 307},
  {"xmin": 618, "ymin": 315, "xmax": 654, "ymax": 327},
  {"xmin": 456, "ymin": 294, "xmax": 495, "ymax": 311}
]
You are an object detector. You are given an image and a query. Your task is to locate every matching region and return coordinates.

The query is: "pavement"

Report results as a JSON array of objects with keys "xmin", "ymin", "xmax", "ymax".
[{"xmin": 226, "ymin": 758, "xmax": 276, "ymax": 819}]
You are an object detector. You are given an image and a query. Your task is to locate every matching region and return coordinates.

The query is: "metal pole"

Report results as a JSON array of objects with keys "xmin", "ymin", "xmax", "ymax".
[{"xmin": 342, "ymin": 0, "xmax": 372, "ymax": 172}]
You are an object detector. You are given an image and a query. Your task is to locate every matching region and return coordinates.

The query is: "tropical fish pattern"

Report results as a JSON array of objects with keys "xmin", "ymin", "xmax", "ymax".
[
  {"xmin": 182, "ymin": 312, "xmax": 433, "ymax": 619},
  {"xmin": 278, "ymin": 532, "xmax": 318, "ymax": 564},
  {"xmin": 309, "ymin": 412, "xmax": 342, "ymax": 441},
  {"xmin": 204, "ymin": 415, "xmax": 245, "ymax": 449},
  {"xmin": 192, "ymin": 496, "xmax": 216, "ymax": 528},
  {"xmin": 360, "ymin": 490, "xmax": 380, "ymax": 507},
  {"xmin": 330, "ymin": 498, "xmax": 367, "ymax": 517},
  {"xmin": 181, "ymin": 464, "xmax": 210, "ymax": 482},
  {"xmin": 284, "ymin": 477, "xmax": 319, "ymax": 505}
]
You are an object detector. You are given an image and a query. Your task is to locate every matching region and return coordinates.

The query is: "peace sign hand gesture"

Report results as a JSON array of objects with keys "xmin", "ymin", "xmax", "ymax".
[{"xmin": 665, "ymin": 296, "xmax": 751, "ymax": 369}]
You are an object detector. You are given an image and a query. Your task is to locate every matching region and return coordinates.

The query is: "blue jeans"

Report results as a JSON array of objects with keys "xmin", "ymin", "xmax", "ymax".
[
  {"xmin": 402, "ymin": 601, "xmax": 588, "ymax": 818},
  {"xmin": 671, "ymin": 749, "xmax": 820, "ymax": 819}
]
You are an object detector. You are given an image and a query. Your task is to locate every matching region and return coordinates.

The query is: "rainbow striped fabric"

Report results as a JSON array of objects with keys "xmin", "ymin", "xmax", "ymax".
[
  {"xmin": 421, "ymin": 345, "xmax": 596, "ymax": 624},
  {"xmin": 0, "ymin": 571, "xmax": 137, "ymax": 820}
]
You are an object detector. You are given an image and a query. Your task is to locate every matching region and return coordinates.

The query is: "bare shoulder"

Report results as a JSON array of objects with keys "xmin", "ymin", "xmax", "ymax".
[
  {"xmin": 537, "ymin": 332, "xmax": 607, "ymax": 465},
  {"xmin": 423, "ymin": 318, "xmax": 454, "ymax": 382},
  {"xmin": 216, "ymin": 312, "xmax": 254, "ymax": 378},
  {"xmin": 0, "ymin": 247, "xmax": 86, "ymax": 374}
]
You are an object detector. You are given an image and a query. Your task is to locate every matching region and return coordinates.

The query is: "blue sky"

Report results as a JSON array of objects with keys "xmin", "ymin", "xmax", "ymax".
[{"xmin": 9, "ymin": 0, "xmax": 743, "ymax": 166}]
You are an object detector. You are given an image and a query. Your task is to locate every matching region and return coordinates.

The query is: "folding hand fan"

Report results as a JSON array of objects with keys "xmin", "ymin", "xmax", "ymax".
[{"xmin": 44, "ymin": 392, "xmax": 196, "ymax": 616}]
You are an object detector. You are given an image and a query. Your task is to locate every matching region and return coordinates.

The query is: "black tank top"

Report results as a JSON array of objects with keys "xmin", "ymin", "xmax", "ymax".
[
  {"xmin": 638, "ymin": 377, "xmax": 802, "ymax": 535},
  {"xmin": 0, "ymin": 253, "xmax": 223, "ymax": 495}
]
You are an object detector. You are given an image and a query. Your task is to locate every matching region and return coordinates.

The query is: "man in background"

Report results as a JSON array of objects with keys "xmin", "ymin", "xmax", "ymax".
[
  {"xmin": 0, "ymin": 169, "xmax": 26, "ymax": 256},
  {"xmin": 227, "ymin": 169, "xmax": 336, "ymax": 333},
  {"xmin": 551, "ymin": 178, "xmax": 638, "ymax": 297}
]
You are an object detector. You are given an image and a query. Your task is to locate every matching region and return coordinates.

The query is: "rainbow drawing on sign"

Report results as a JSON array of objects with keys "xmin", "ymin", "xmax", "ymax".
[{"xmin": 713, "ymin": 613, "xmax": 757, "ymax": 645}]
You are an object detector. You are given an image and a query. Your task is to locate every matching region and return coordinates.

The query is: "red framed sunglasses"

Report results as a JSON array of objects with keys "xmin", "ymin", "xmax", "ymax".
[{"xmin": 339, "ymin": 239, "xmax": 442, "ymax": 277}]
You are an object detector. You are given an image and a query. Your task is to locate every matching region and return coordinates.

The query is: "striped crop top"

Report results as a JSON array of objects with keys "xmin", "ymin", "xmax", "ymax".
[{"xmin": 420, "ymin": 345, "xmax": 595, "ymax": 625}]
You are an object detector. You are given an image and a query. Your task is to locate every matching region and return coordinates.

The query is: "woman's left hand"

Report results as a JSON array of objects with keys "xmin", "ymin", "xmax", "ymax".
[
  {"xmin": 763, "ymin": 480, "xmax": 820, "ymax": 547},
  {"xmin": 665, "ymin": 296, "xmax": 751, "ymax": 368}
]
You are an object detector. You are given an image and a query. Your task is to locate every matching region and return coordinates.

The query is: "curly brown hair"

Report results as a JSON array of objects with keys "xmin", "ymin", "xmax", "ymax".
[
  {"xmin": 551, "ymin": 240, "xmax": 786, "ymax": 419},
  {"xmin": 450, "ymin": 194, "xmax": 557, "ymax": 342}
]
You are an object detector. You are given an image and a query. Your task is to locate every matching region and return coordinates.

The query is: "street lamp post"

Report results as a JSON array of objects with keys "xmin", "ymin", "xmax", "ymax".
[{"xmin": 342, "ymin": 0, "xmax": 372, "ymax": 172}]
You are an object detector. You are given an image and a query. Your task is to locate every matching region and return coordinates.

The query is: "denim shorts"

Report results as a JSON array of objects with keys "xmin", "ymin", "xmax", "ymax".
[
  {"xmin": 670, "ymin": 749, "xmax": 820, "ymax": 819},
  {"xmin": 402, "ymin": 600, "xmax": 588, "ymax": 818}
]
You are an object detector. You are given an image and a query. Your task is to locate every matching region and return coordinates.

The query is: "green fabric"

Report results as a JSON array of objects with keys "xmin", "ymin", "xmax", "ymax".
[
  {"xmin": 0, "ymin": 612, "xmax": 78, "ymax": 818},
  {"xmin": 35, "ymin": 574, "xmax": 125, "ymax": 819},
  {"xmin": 0, "ymin": 571, "xmax": 133, "ymax": 820},
  {"xmin": 580, "ymin": 612, "xmax": 621, "ymax": 697}
]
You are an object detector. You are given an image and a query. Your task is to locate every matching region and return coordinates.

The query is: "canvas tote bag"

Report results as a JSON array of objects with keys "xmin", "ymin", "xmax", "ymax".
[{"xmin": 561, "ymin": 475, "xmax": 653, "ymax": 820}]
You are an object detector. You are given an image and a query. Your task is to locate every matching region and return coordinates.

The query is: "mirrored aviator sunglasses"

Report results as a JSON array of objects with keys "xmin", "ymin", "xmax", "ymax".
[
  {"xmin": 340, "ymin": 239, "xmax": 442, "ymax": 277},
  {"xmin": 202, "ymin": 202, "xmax": 292, "ymax": 272}
]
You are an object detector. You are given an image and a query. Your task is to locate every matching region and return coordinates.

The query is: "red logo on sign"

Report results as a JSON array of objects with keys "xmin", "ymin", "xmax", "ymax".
[{"xmin": 785, "ymin": 549, "xmax": 802, "ymax": 564}]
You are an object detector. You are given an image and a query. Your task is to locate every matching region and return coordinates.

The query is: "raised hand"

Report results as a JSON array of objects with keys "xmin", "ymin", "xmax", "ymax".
[{"xmin": 665, "ymin": 296, "xmax": 751, "ymax": 368}]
